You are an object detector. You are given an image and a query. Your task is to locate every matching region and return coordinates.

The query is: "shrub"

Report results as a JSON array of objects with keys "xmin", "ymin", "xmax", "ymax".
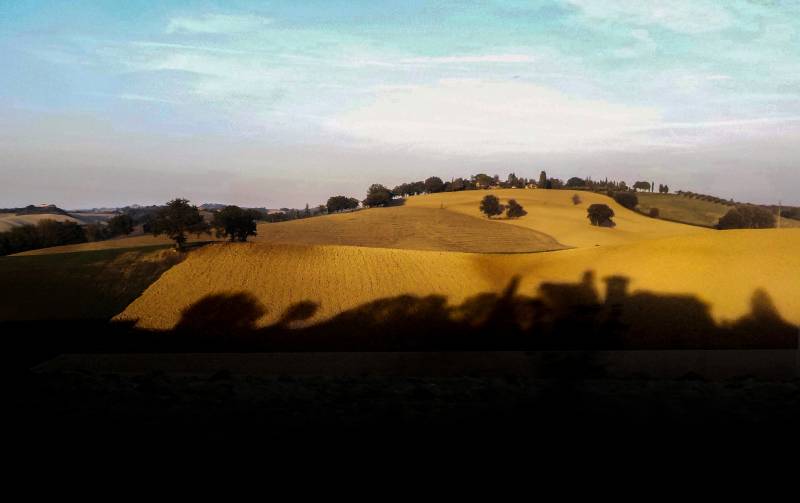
[
  {"xmin": 571, "ymin": 194, "xmax": 582, "ymax": 205},
  {"xmin": 587, "ymin": 204, "xmax": 615, "ymax": 227},
  {"xmin": 649, "ymin": 208, "xmax": 660, "ymax": 218}
]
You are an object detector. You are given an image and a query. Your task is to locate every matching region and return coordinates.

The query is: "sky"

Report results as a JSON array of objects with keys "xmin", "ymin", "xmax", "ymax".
[{"xmin": 1, "ymin": 0, "xmax": 799, "ymax": 208}]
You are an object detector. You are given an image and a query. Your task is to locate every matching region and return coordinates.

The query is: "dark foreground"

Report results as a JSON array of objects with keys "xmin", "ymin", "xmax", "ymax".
[{"xmin": 21, "ymin": 351, "xmax": 800, "ymax": 435}]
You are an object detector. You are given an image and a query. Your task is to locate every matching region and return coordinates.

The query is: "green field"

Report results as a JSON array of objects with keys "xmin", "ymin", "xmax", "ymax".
[
  {"xmin": 635, "ymin": 193, "xmax": 800, "ymax": 228},
  {"xmin": 0, "ymin": 245, "xmax": 181, "ymax": 321}
]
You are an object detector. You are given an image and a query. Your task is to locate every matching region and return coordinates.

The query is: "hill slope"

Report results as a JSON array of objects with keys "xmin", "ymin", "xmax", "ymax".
[
  {"xmin": 116, "ymin": 229, "xmax": 800, "ymax": 330},
  {"xmin": 0, "ymin": 213, "xmax": 86, "ymax": 232},
  {"xmin": 16, "ymin": 189, "xmax": 707, "ymax": 255},
  {"xmin": 405, "ymin": 189, "xmax": 710, "ymax": 248},
  {"xmin": 0, "ymin": 246, "xmax": 182, "ymax": 321},
  {"xmin": 253, "ymin": 205, "xmax": 567, "ymax": 253}
]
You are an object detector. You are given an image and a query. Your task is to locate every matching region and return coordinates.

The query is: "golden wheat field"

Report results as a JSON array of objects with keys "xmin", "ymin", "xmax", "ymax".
[
  {"xmin": 405, "ymin": 189, "xmax": 711, "ymax": 247},
  {"xmin": 253, "ymin": 204, "xmax": 567, "ymax": 252},
  {"xmin": 117, "ymin": 228, "xmax": 800, "ymax": 330}
]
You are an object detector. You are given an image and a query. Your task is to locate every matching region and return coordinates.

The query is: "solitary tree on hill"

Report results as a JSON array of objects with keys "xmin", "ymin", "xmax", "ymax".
[
  {"xmin": 505, "ymin": 199, "xmax": 527, "ymax": 219},
  {"xmin": 212, "ymin": 205, "xmax": 259, "ymax": 242},
  {"xmin": 587, "ymin": 204, "xmax": 615, "ymax": 227},
  {"xmin": 152, "ymin": 198, "xmax": 210, "ymax": 250},
  {"xmin": 480, "ymin": 194, "xmax": 504, "ymax": 218}
]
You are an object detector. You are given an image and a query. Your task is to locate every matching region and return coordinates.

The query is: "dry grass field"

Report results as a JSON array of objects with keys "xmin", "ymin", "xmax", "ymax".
[
  {"xmin": 117, "ymin": 229, "xmax": 800, "ymax": 330},
  {"xmin": 634, "ymin": 192, "xmax": 800, "ymax": 229},
  {"xmin": 254, "ymin": 204, "xmax": 567, "ymax": 253},
  {"xmin": 405, "ymin": 189, "xmax": 710, "ymax": 248}
]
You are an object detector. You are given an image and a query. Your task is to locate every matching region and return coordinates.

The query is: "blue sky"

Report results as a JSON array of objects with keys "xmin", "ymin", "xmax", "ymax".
[{"xmin": 1, "ymin": 0, "xmax": 799, "ymax": 207}]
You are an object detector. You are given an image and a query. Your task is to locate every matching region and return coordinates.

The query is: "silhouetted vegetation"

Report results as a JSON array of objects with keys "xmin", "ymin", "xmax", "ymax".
[
  {"xmin": 326, "ymin": 195, "xmax": 360, "ymax": 213},
  {"xmin": 649, "ymin": 208, "xmax": 660, "ymax": 218},
  {"xmin": 587, "ymin": 204, "xmax": 615, "ymax": 227},
  {"xmin": 107, "ymin": 214, "xmax": 134, "ymax": 236},
  {"xmin": 151, "ymin": 198, "xmax": 210, "ymax": 250},
  {"xmin": 211, "ymin": 206, "xmax": 259, "ymax": 242},
  {"xmin": 0, "ymin": 220, "xmax": 87, "ymax": 256},
  {"xmin": 363, "ymin": 184, "xmax": 393, "ymax": 207},
  {"xmin": 571, "ymin": 194, "xmax": 582, "ymax": 205},
  {"xmin": 718, "ymin": 205, "xmax": 776, "ymax": 230},
  {"xmin": 505, "ymin": 199, "xmax": 527, "ymax": 219},
  {"xmin": 566, "ymin": 177, "xmax": 586, "ymax": 188},
  {"xmin": 480, "ymin": 195, "xmax": 504, "ymax": 218},
  {"xmin": 613, "ymin": 192, "xmax": 638, "ymax": 210}
]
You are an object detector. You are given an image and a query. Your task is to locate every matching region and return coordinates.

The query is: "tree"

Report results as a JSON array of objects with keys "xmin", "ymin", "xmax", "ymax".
[
  {"xmin": 614, "ymin": 192, "xmax": 638, "ymax": 210},
  {"xmin": 633, "ymin": 181, "xmax": 651, "ymax": 192},
  {"xmin": 479, "ymin": 195, "xmax": 504, "ymax": 218},
  {"xmin": 363, "ymin": 184, "xmax": 393, "ymax": 207},
  {"xmin": 212, "ymin": 205, "xmax": 259, "ymax": 242},
  {"xmin": 152, "ymin": 198, "xmax": 210, "ymax": 250},
  {"xmin": 718, "ymin": 205, "xmax": 776, "ymax": 230},
  {"xmin": 505, "ymin": 199, "xmax": 527, "ymax": 219},
  {"xmin": 571, "ymin": 193, "xmax": 582, "ymax": 205},
  {"xmin": 424, "ymin": 176, "xmax": 445, "ymax": 193},
  {"xmin": 566, "ymin": 177, "xmax": 585, "ymax": 188},
  {"xmin": 107, "ymin": 214, "xmax": 134, "ymax": 236},
  {"xmin": 538, "ymin": 171, "xmax": 547, "ymax": 188},
  {"xmin": 326, "ymin": 195, "xmax": 359, "ymax": 213},
  {"xmin": 472, "ymin": 173, "xmax": 494, "ymax": 189},
  {"xmin": 587, "ymin": 204, "xmax": 615, "ymax": 227}
]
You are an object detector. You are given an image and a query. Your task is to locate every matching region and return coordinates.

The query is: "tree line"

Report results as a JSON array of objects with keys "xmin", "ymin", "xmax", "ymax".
[{"xmin": 0, "ymin": 214, "xmax": 134, "ymax": 256}]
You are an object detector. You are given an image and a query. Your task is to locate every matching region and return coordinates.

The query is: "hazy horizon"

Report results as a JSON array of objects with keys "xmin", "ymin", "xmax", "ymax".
[{"xmin": 2, "ymin": 1, "xmax": 799, "ymax": 208}]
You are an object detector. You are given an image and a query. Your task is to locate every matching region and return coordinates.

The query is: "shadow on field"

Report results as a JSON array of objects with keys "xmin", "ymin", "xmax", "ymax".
[
  {"xmin": 161, "ymin": 270, "xmax": 797, "ymax": 351},
  {"xmin": 5, "ymin": 270, "xmax": 797, "ymax": 366}
]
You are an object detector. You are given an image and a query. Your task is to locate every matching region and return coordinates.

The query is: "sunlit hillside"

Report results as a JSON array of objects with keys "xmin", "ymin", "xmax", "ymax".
[
  {"xmin": 253, "ymin": 204, "xmax": 567, "ymax": 253},
  {"xmin": 116, "ymin": 229, "xmax": 800, "ymax": 331},
  {"xmin": 405, "ymin": 189, "xmax": 711, "ymax": 248}
]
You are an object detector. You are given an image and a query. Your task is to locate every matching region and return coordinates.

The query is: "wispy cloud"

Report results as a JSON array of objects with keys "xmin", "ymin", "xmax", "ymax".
[
  {"xmin": 400, "ymin": 54, "xmax": 538, "ymax": 64},
  {"xmin": 166, "ymin": 14, "xmax": 272, "ymax": 35},
  {"xmin": 327, "ymin": 79, "xmax": 665, "ymax": 154},
  {"xmin": 567, "ymin": 0, "xmax": 733, "ymax": 33},
  {"xmin": 118, "ymin": 93, "xmax": 180, "ymax": 105}
]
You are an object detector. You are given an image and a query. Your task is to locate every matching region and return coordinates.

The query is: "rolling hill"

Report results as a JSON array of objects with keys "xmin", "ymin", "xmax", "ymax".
[
  {"xmin": 0, "ymin": 212, "xmax": 87, "ymax": 233},
  {"xmin": 116, "ymin": 229, "xmax": 800, "ymax": 331},
  {"xmin": 16, "ymin": 189, "xmax": 709, "ymax": 256}
]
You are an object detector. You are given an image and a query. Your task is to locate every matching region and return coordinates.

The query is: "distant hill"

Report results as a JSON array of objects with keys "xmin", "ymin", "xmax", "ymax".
[
  {"xmin": 635, "ymin": 193, "xmax": 800, "ymax": 228},
  {"xmin": 0, "ymin": 205, "xmax": 88, "ymax": 233}
]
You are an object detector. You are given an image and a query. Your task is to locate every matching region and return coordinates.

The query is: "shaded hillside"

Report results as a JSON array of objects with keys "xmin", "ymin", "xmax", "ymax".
[{"xmin": 0, "ymin": 246, "xmax": 182, "ymax": 321}]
